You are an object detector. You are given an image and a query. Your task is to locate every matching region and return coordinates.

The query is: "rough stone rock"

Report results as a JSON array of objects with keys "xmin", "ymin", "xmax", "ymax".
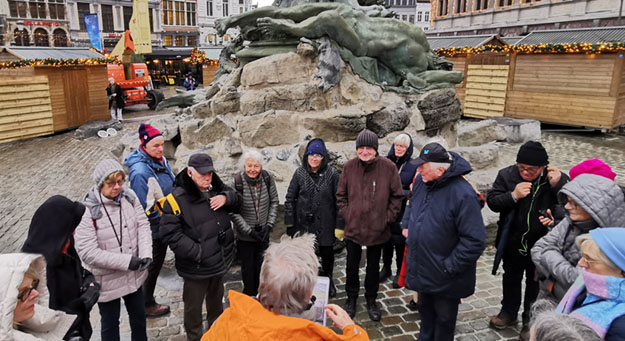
[
  {"xmin": 276, "ymin": 148, "xmax": 292, "ymax": 161},
  {"xmin": 205, "ymin": 82, "xmax": 221, "ymax": 100},
  {"xmin": 240, "ymin": 52, "xmax": 316, "ymax": 88},
  {"xmin": 179, "ymin": 117, "xmax": 234, "ymax": 149},
  {"xmin": 490, "ymin": 117, "xmax": 541, "ymax": 143},
  {"xmin": 74, "ymin": 120, "xmax": 123, "ymax": 139},
  {"xmin": 239, "ymin": 84, "xmax": 327, "ymax": 116},
  {"xmin": 111, "ymin": 131, "xmax": 136, "ymax": 159},
  {"xmin": 412, "ymin": 121, "xmax": 459, "ymax": 150},
  {"xmin": 458, "ymin": 119, "xmax": 507, "ymax": 147},
  {"xmin": 451, "ymin": 143, "xmax": 499, "ymax": 170},
  {"xmin": 420, "ymin": 98, "xmax": 462, "ymax": 132},
  {"xmin": 224, "ymin": 138, "xmax": 243, "ymax": 156},
  {"xmin": 464, "ymin": 170, "xmax": 499, "ymax": 231},
  {"xmin": 190, "ymin": 100, "xmax": 213, "ymax": 119},
  {"xmin": 404, "ymin": 103, "xmax": 426, "ymax": 136},
  {"xmin": 239, "ymin": 110, "xmax": 300, "ymax": 147},
  {"xmin": 145, "ymin": 116, "xmax": 180, "ymax": 141},
  {"xmin": 367, "ymin": 102, "xmax": 411, "ymax": 137},
  {"xmin": 324, "ymin": 141, "xmax": 358, "ymax": 173},
  {"xmin": 210, "ymin": 86, "xmax": 240, "ymax": 116},
  {"xmin": 337, "ymin": 70, "xmax": 383, "ymax": 108},
  {"xmin": 300, "ymin": 108, "xmax": 366, "ymax": 143},
  {"xmin": 297, "ymin": 41, "xmax": 316, "ymax": 58},
  {"xmin": 417, "ymin": 88, "xmax": 457, "ymax": 111}
]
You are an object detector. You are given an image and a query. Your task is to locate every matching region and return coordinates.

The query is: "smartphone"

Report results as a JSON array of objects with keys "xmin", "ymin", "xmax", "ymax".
[{"xmin": 538, "ymin": 209, "xmax": 552, "ymax": 219}]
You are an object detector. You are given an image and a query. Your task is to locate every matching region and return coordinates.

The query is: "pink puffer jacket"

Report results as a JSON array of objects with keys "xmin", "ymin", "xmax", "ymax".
[{"xmin": 75, "ymin": 187, "xmax": 152, "ymax": 302}]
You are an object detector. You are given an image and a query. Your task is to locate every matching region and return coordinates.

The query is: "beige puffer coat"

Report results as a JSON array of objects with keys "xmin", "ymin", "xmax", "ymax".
[
  {"xmin": 0, "ymin": 254, "xmax": 75, "ymax": 340},
  {"xmin": 75, "ymin": 187, "xmax": 152, "ymax": 303}
]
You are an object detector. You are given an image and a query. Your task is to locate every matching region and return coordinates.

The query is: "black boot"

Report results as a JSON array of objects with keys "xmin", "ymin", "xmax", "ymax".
[
  {"xmin": 392, "ymin": 274, "xmax": 400, "ymax": 289},
  {"xmin": 379, "ymin": 266, "xmax": 392, "ymax": 283},
  {"xmin": 345, "ymin": 296, "xmax": 357, "ymax": 318},
  {"xmin": 329, "ymin": 277, "xmax": 336, "ymax": 298},
  {"xmin": 366, "ymin": 297, "xmax": 381, "ymax": 321}
]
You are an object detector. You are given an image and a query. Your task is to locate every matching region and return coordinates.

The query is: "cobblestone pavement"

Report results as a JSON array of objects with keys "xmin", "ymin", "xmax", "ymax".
[{"xmin": 1, "ymin": 127, "xmax": 624, "ymax": 340}]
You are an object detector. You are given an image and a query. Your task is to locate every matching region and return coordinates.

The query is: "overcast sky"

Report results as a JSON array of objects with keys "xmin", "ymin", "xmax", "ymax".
[{"xmin": 253, "ymin": 0, "xmax": 274, "ymax": 7}]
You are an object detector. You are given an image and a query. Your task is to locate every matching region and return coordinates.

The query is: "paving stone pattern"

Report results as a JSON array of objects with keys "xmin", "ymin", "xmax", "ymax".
[{"xmin": 1, "ymin": 127, "xmax": 625, "ymax": 340}]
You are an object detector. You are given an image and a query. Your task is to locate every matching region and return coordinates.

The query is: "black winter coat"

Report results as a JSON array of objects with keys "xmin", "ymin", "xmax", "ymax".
[
  {"xmin": 284, "ymin": 139, "xmax": 344, "ymax": 246},
  {"xmin": 22, "ymin": 195, "xmax": 100, "ymax": 340},
  {"xmin": 160, "ymin": 169, "xmax": 241, "ymax": 280},
  {"xmin": 487, "ymin": 165, "xmax": 568, "ymax": 255},
  {"xmin": 106, "ymin": 83, "xmax": 124, "ymax": 109}
]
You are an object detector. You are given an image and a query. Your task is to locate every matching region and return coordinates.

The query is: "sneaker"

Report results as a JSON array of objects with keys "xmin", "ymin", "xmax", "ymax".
[
  {"xmin": 489, "ymin": 312, "xmax": 518, "ymax": 330},
  {"xmin": 345, "ymin": 297, "xmax": 357, "ymax": 318},
  {"xmin": 379, "ymin": 266, "xmax": 392, "ymax": 283},
  {"xmin": 407, "ymin": 299, "xmax": 418, "ymax": 311},
  {"xmin": 366, "ymin": 298, "xmax": 381, "ymax": 321},
  {"xmin": 520, "ymin": 324, "xmax": 530, "ymax": 341},
  {"xmin": 145, "ymin": 303, "xmax": 170, "ymax": 317}
]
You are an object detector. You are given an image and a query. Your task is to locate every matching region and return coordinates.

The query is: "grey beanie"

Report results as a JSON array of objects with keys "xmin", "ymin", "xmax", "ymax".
[
  {"xmin": 93, "ymin": 159, "xmax": 124, "ymax": 187},
  {"xmin": 356, "ymin": 129, "xmax": 378, "ymax": 151}
]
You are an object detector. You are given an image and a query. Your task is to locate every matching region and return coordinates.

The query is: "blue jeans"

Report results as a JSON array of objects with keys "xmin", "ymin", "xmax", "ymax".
[
  {"xmin": 417, "ymin": 292, "xmax": 459, "ymax": 341},
  {"xmin": 98, "ymin": 288, "xmax": 147, "ymax": 341}
]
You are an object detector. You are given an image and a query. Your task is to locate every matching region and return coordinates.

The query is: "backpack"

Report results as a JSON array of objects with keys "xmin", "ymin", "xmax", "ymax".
[
  {"xmin": 233, "ymin": 170, "xmax": 272, "ymax": 195},
  {"xmin": 151, "ymin": 193, "xmax": 181, "ymax": 216}
]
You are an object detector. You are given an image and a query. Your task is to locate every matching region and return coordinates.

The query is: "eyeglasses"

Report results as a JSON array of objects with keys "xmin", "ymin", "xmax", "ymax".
[
  {"xmin": 309, "ymin": 154, "xmax": 323, "ymax": 160},
  {"xmin": 580, "ymin": 253, "xmax": 602, "ymax": 265},
  {"xmin": 17, "ymin": 278, "xmax": 39, "ymax": 302},
  {"xmin": 103, "ymin": 179, "xmax": 124, "ymax": 187},
  {"xmin": 517, "ymin": 164, "xmax": 543, "ymax": 173}
]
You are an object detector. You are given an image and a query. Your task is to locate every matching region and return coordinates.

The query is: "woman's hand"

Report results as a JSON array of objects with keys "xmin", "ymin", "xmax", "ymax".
[{"xmin": 325, "ymin": 304, "xmax": 355, "ymax": 330}]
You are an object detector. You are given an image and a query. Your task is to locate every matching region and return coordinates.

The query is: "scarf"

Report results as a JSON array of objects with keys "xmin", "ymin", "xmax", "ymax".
[
  {"xmin": 84, "ymin": 185, "xmax": 136, "ymax": 220},
  {"xmin": 556, "ymin": 269, "xmax": 625, "ymax": 338}
]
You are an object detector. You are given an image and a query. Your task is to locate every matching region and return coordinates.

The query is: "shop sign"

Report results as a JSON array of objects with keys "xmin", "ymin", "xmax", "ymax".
[{"xmin": 23, "ymin": 21, "xmax": 60, "ymax": 26}]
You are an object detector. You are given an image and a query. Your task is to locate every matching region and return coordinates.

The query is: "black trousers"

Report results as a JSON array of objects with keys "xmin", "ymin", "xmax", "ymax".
[
  {"xmin": 345, "ymin": 239, "xmax": 383, "ymax": 300},
  {"xmin": 319, "ymin": 245, "xmax": 335, "ymax": 278},
  {"xmin": 382, "ymin": 235, "xmax": 405, "ymax": 274},
  {"xmin": 417, "ymin": 292, "xmax": 459, "ymax": 341},
  {"xmin": 143, "ymin": 237, "xmax": 168, "ymax": 306},
  {"xmin": 238, "ymin": 239, "xmax": 267, "ymax": 296},
  {"xmin": 183, "ymin": 276, "xmax": 224, "ymax": 341},
  {"xmin": 501, "ymin": 246, "xmax": 539, "ymax": 324}
]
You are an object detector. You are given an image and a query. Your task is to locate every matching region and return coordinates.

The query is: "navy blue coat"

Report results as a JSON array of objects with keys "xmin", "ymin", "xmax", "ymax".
[{"xmin": 401, "ymin": 152, "xmax": 486, "ymax": 299}]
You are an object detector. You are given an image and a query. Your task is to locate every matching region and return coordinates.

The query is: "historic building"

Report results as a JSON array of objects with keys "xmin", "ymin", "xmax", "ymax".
[
  {"xmin": 198, "ymin": 0, "xmax": 253, "ymax": 47},
  {"xmin": 415, "ymin": 0, "xmax": 431, "ymax": 31},
  {"xmin": 428, "ymin": 0, "xmax": 623, "ymax": 36},
  {"xmin": 4, "ymin": 0, "xmax": 72, "ymax": 47}
]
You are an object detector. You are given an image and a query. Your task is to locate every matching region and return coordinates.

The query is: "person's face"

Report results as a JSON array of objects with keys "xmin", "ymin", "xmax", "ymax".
[
  {"xmin": 565, "ymin": 197, "xmax": 592, "ymax": 222},
  {"xmin": 244, "ymin": 159, "xmax": 262, "ymax": 179},
  {"xmin": 108, "ymin": 78, "xmax": 115, "ymax": 85},
  {"xmin": 307, "ymin": 154, "xmax": 323, "ymax": 171},
  {"xmin": 517, "ymin": 163, "xmax": 544, "ymax": 181},
  {"xmin": 100, "ymin": 173, "xmax": 124, "ymax": 199},
  {"xmin": 189, "ymin": 168, "xmax": 213, "ymax": 191},
  {"xmin": 357, "ymin": 146, "xmax": 376, "ymax": 162},
  {"xmin": 417, "ymin": 162, "xmax": 445, "ymax": 183},
  {"xmin": 144, "ymin": 136, "xmax": 165, "ymax": 160},
  {"xmin": 394, "ymin": 144, "xmax": 407, "ymax": 158},
  {"xmin": 578, "ymin": 242, "xmax": 624, "ymax": 277},
  {"xmin": 14, "ymin": 275, "xmax": 39, "ymax": 324}
]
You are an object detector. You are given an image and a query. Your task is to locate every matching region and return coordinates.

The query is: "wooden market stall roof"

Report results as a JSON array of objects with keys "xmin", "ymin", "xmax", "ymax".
[
  {"xmin": 427, "ymin": 34, "xmax": 507, "ymax": 50},
  {"xmin": 515, "ymin": 26, "xmax": 625, "ymax": 45},
  {"xmin": 0, "ymin": 46, "xmax": 104, "ymax": 62}
]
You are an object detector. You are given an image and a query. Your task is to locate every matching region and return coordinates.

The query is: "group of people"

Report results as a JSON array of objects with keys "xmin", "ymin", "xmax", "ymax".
[{"xmin": 5, "ymin": 122, "xmax": 625, "ymax": 341}]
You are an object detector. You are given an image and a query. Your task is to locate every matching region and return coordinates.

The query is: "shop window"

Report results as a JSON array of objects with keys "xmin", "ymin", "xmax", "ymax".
[
  {"xmin": 186, "ymin": 2, "xmax": 196, "ymax": 26},
  {"xmin": 53, "ymin": 28, "xmax": 67, "ymax": 46},
  {"xmin": 123, "ymin": 6, "xmax": 132, "ymax": 30},
  {"xmin": 9, "ymin": 1, "xmax": 28, "ymax": 17},
  {"xmin": 163, "ymin": 0, "xmax": 173, "ymax": 25},
  {"xmin": 101, "ymin": 5, "xmax": 114, "ymax": 32},
  {"xmin": 13, "ymin": 29, "xmax": 29, "ymax": 46},
  {"xmin": 188, "ymin": 35, "xmax": 197, "ymax": 46},
  {"xmin": 164, "ymin": 34, "xmax": 173, "ymax": 46},
  {"xmin": 207, "ymin": 0, "xmax": 213, "ymax": 16},
  {"xmin": 77, "ymin": 2, "xmax": 91, "ymax": 30},
  {"xmin": 175, "ymin": 1, "xmax": 185, "ymax": 25},
  {"xmin": 48, "ymin": 0, "xmax": 65, "ymax": 20},
  {"xmin": 34, "ymin": 28, "xmax": 49, "ymax": 46},
  {"xmin": 175, "ymin": 35, "xmax": 185, "ymax": 46}
]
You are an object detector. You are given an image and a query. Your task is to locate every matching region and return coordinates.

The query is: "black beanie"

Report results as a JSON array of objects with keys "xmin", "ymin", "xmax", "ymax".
[
  {"xmin": 516, "ymin": 141, "xmax": 548, "ymax": 166},
  {"xmin": 356, "ymin": 129, "xmax": 378, "ymax": 151}
]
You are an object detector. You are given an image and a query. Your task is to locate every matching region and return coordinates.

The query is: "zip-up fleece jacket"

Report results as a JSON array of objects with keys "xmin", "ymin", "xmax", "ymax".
[{"xmin": 336, "ymin": 156, "xmax": 404, "ymax": 246}]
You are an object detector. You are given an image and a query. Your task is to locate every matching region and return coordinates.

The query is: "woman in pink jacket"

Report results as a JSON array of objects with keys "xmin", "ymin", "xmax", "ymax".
[{"xmin": 75, "ymin": 159, "xmax": 152, "ymax": 341}]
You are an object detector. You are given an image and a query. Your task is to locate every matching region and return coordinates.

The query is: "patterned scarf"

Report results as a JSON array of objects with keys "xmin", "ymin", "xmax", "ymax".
[{"xmin": 556, "ymin": 269, "xmax": 625, "ymax": 338}]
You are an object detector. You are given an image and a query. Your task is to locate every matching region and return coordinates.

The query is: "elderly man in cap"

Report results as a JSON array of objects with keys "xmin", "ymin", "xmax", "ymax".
[
  {"xmin": 487, "ymin": 141, "xmax": 568, "ymax": 340},
  {"xmin": 336, "ymin": 129, "xmax": 404, "ymax": 321},
  {"xmin": 125, "ymin": 123, "xmax": 175, "ymax": 317},
  {"xmin": 159, "ymin": 153, "xmax": 241, "ymax": 340},
  {"xmin": 401, "ymin": 142, "xmax": 486, "ymax": 341}
]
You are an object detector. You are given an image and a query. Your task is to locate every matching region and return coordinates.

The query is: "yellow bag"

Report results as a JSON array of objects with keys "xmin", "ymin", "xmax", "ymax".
[{"xmin": 150, "ymin": 193, "xmax": 181, "ymax": 216}]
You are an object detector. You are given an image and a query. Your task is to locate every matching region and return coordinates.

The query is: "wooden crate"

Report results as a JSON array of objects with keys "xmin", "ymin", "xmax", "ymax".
[
  {"xmin": 0, "ymin": 76, "xmax": 54, "ymax": 143},
  {"xmin": 202, "ymin": 64, "xmax": 219, "ymax": 86},
  {"xmin": 463, "ymin": 65, "xmax": 509, "ymax": 119}
]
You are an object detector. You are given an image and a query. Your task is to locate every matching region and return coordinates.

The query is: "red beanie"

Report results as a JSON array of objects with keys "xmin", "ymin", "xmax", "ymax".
[
  {"xmin": 569, "ymin": 158, "xmax": 616, "ymax": 181},
  {"xmin": 138, "ymin": 123, "xmax": 162, "ymax": 147}
]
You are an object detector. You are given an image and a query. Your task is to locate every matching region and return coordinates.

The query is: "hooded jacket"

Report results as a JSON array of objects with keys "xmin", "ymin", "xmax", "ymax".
[
  {"xmin": 160, "ymin": 169, "xmax": 241, "ymax": 280},
  {"xmin": 336, "ymin": 155, "xmax": 404, "ymax": 246},
  {"xmin": 0, "ymin": 254, "xmax": 76, "ymax": 341},
  {"xmin": 21, "ymin": 196, "xmax": 99, "ymax": 340},
  {"xmin": 531, "ymin": 174, "xmax": 625, "ymax": 300},
  {"xmin": 125, "ymin": 148, "xmax": 176, "ymax": 238},
  {"xmin": 74, "ymin": 186, "xmax": 152, "ymax": 302},
  {"xmin": 386, "ymin": 135, "xmax": 418, "ymax": 235},
  {"xmin": 401, "ymin": 153, "xmax": 486, "ymax": 298},
  {"xmin": 201, "ymin": 290, "xmax": 368, "ymax": 341},
  {"xmin": 284, "ymin": 139, "xmax": 344, "ymax": 246}
]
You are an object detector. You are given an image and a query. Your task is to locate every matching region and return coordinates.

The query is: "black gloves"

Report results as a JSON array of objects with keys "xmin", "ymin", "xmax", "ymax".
[
  {"xmin": 261, "ymin": 225, "xmax": 272, "ymax": 243},
  {"xmin": 250, "ymin": 225, "xmax": 272, "ymax": 243},
  {"xmin": 138, "ymin": 258, "xmax": 153, "ymax": 272},
  {"xmin": 249, "ymin": 229, "xmax": 264, "ymax": 243},
  {"xmin": 128, "ymin": 256, "xmax": 142, "ymax": 270}
]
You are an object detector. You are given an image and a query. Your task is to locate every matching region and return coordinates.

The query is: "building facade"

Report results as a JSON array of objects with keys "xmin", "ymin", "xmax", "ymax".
[
  {"xmin": 428, "ymin": 0, "xmax": 623, "ymax": 36},
  {"xmin": 198, "ymin": 0, "xmax": 253, "ymax": 47},
  {"xmin": 415, "ymin": 0, "xmax": 431, "ymax": 31},
  {"xmin": 4, "ymin": 0, "xmax": 72, "ymax": 47}
]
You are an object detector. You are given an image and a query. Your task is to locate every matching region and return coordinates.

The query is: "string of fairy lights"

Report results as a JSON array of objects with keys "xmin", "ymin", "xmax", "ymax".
[{"xmin": 0, "ymin": 42, "xmax": 623, "ymax": 69}]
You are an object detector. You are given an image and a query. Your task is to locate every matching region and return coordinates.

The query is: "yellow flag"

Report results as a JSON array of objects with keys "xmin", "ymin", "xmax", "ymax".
[{"xmin": 129, "ymin": 0, "xmax": 152, "ymax": 54}]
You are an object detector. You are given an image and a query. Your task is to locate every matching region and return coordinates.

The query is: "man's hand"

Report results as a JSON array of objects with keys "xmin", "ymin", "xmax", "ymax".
[
  {"xmin": 325, "ymin": 304, "xmax": 355, "ymax": 330},
  {"xmin": 402, "ymin": 228, "xmax": 408, "ymax": 238},
  {"xmin": 512, "ymin": 182, "xmax": 532, "ymax": 200},
  {"xmin": 210, "ymin": 195, "xmax": 227, "ymax": 210},
  {"xmin": 547, "ymin": 166, "xmax": 562, "ymax": 186}
]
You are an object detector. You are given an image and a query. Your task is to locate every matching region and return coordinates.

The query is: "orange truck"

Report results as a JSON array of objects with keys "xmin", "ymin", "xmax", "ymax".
[{"xmin": 107, "ymin": 63, "xmax": 164, "ymax": 110}]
